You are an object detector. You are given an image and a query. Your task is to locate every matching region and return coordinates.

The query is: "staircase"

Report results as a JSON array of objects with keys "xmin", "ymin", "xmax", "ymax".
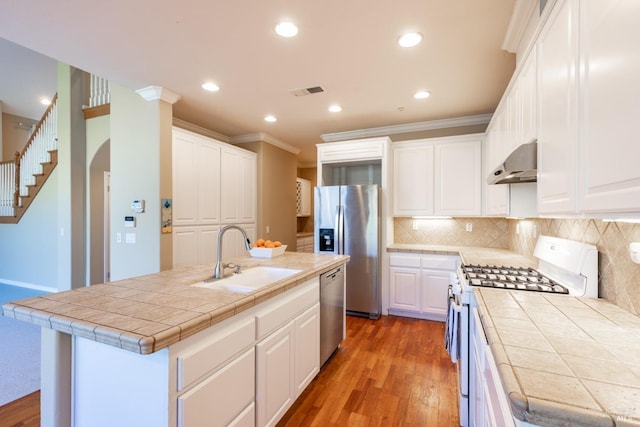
[{"xmin": 0, "ymin": 94, "xmax": 58, "ymax": 224}]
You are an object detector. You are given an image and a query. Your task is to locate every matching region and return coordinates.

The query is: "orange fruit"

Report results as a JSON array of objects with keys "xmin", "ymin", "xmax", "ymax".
[
  {"xmin": 256, "ymin": 238, "xmax": 265, "ymax": 247},
  {"xmin": 274, "ymin": 241, "xmax": 282, "ymax": 247}
]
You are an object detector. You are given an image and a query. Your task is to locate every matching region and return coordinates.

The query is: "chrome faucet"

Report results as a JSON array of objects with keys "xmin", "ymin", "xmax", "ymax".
[{"xmin": 211, "ymin": 225, "xmax": 252, "ymax": 280}]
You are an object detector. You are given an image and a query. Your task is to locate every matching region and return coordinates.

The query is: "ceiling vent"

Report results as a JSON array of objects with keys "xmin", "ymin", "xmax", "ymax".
[{"xmin": 289, "ymin": 86, "xmax": 325, "ymax": 97}]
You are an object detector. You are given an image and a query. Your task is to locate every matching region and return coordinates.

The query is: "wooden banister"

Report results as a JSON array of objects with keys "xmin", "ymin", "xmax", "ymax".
[{"xmin": 19, "ymin": 93, "xmax": 58, "ymax": 159}]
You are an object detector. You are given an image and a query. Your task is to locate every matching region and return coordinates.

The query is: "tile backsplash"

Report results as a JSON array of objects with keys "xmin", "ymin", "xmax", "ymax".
[
  {"xmin": 394, "ymin": 217, "xmax": 510, "ymax": 248},
  {"xmin": 393, "ymin": 217, "xmax": 640, "ymax": 315},
  {"xmin": 509, "ymin": 218, "xmax": 640, "ymax": 315}
]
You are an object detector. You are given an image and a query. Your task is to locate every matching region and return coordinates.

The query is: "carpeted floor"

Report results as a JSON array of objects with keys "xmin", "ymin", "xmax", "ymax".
[{"xmin": 0, "ymin": 284, "xmax": 48, "ymax": 406}]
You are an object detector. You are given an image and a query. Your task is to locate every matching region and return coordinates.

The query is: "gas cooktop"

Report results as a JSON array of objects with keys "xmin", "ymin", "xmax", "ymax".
[{"xmin": 462, "ymin": 264, "xmax": 569, "ymax": 294}]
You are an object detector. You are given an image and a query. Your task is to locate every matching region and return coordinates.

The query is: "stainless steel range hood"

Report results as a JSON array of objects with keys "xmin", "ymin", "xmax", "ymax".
[{"xmin": 487, "ymin": 140, "xmax": 537, "ymax": 185}]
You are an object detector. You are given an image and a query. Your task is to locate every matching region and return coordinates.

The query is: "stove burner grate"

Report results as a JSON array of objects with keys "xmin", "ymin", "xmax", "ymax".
[{"xmin": 463, "ymin": 264, "xmax": 569, "ymax": 294}]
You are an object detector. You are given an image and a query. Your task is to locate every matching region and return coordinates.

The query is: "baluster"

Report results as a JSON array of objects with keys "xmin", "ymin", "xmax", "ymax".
[{"xmin": 14, "ymin": 151, "xmax": 20, "ymax": 207}]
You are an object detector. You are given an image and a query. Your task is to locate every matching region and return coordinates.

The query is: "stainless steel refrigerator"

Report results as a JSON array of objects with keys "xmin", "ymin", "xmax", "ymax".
[{"xmin": 314, "ymin": 185, "xmax": 381, "ymax": 319}]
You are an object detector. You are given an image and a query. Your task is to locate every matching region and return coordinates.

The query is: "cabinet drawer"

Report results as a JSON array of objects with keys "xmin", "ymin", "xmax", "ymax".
[
  {"xmin": 255, "ymin": 277, "xmax": 319, "ymax": 340},
  {"xmin": 177, "ymin": 316, "xmax": 255, "ymax": 391},
  {"xmin": 389, "ymin": 254, "xmax": 421, "ymax": 268},
  {"xmin": 421, "ymin": 255, "xmax": 458, "ymax": 270},
  {"xmin": 178, "ymin": 347, "xmax": 255, "ymax": 427}
]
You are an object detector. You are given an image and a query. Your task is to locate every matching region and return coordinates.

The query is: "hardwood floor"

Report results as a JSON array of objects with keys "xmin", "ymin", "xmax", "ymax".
[
  {"xmin": 0, "ymin": 315, "xmax": 458, "ymax": 427},
  {"xmin": 0, "ymin": 391, "xmax": 39, "ymax": 427},
  {"xmin": 278, "ymin": 315, "xmax": 459, "ymax": 426}
]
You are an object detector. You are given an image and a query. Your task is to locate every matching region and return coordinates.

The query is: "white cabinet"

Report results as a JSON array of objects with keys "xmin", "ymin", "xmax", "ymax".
[
  {"xmin": 434, "ymin": 138, "xmax": 482, "ymax": 216},
  {"xmin": 255, "ymin": 279, "xmax": 320, "ymax": 427},
  {"xmin": 173, "ymin": 225, "xmax": 220, "ymax": 267},
  {"xmin": 393, "ymin": 144, "xmax": 434, "ymax": 216},
  {"xmin": 294, "ymin": 304, "xmax": 320, "ymax": 396},
  {"xmin": 221, "ymin": 146, "xmax": 257, "ymax": 224},
  {"xmin": 577, "ymin": 0, "xmax": 640, "ymax": 213},
  {"xmin": 177, "ymin": 348, "xmax": 255, "ymax": 427},
  {"xmin": 388, "ymin": 253, "xmax": 458, "ymax": 321},
  {"xmin": 172, "ymin": 129, "xmax": 221, "ymax": 225},
  {"xmin": 296, "ymin": 178, "xmax": 311, "ymax": 217},
  {"xmin": 537, "ymin": 0, "xmax": 580, "ymax": 215},
  {"xmin": 483, "ymin": 45, "xmax": 538, "ymax": 218},
  {"xmin": 172, "ymin": 127, "xmax": 257, "ymax": 267},
  {"xmin": 256, "ymin": 320, "xmax": 295, "ymax": 427},
  {"xmin": 393, "ymin": 135, "xmax": 482, "ymax": 217},
  {"xmin": 536, "ymin": 0, "xmax": 640, "ymax": 215}
]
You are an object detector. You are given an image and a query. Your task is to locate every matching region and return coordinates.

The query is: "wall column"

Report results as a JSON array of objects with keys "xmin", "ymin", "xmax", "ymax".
[{"xmin": 109, "ymin": 85, "xmax": 179, "ymax": 281}]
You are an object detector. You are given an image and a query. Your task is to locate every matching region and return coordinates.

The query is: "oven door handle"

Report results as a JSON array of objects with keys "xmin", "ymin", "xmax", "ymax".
[{"xmin": 448, "ymin": 287, "xmax": 463, "ymax": 313}]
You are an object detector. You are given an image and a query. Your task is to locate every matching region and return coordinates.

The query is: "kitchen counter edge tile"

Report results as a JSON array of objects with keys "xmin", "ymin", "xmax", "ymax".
[{"xmin": 1, "ymin": 252, "xmax": 349, "ymax": 355}]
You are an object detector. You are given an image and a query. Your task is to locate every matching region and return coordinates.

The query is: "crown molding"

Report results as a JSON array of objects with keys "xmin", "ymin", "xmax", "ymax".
[
  {"xmin": 502, "ymin": 0, "xmax": 538, "ymax": 53},
  {"xmin": 231, "ymin": 132, "xmax": 301, "ymax": 155},
  {"xmin": 136, "ymin": 86, "xmax": 181, "ymax": 104},
  {"xmin": 320, "ymin": 114, "xmax": 492, "ymax": 143},
  {"xmin": 172, "ymin": 118, "xmax": 230, "ymax": 143}
]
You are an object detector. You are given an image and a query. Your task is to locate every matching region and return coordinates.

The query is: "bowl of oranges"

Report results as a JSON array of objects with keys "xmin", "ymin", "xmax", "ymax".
[{"xmin": 249, "ymin": 239, "xmax": 287, "ymax": 258}]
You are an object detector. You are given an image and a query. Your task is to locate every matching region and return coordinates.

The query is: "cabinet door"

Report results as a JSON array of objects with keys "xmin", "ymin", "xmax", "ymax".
[
  {"xmin": 172, "ymin": 132, "xmax": 199, "ymax": 226},
  {"xmin": 537, "ymin": 0, "xmax": 579, "ymax": 214},
  {"xmin": 221, "ymin": 147, "xmax": 257, "ymax": 223},
  {"xmin": 220, "ymin": 223, "xmax": 255, "ymax": 259},
  {"xmin": 435, "ymin": 139, "xmax": 482, "ymax": 216},
  {"xmin": 294, "ymin": 304, "xmax": 320, "ymax": 397},
  {"xmin": 196, "ymin": 142, "xmax": 221, "ymax": 224},
  {"xmin": 578, "ymin": 0, "xmax": 640, "ymax": 212},
  {"xmin": 389, "ymin": 267, "xmax": 421, "ymax": 312},
  {"xmin": 173, "ymin": 226, "xmax": 199, "ymax": 267},
  {"xmin": 256, "ymin": 321, "xmax": 295, "ymax": 427},
  {"xmin": 519, "ymin": 52, "xmax": 537, "ymax": 146},
  {"xmin": 393, "ymin": 144, "xmax": 434, "ymax": 216},
  {"xmin": 421, "ymin": 269, "xmax": 450, "ymax": 319},
  {"xmin": 296, "ymin": 178, "xmax": 311, "ymax": 217},
  {"xmin": 177, "ymin": 348, "xmax": 255, "ymax": 427},
  {"xmin": 484, "ymin": 116, "xmax": 509, "ymax": 216}
]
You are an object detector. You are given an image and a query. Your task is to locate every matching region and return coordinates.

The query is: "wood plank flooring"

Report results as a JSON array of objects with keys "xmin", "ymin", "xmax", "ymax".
[
  {"xmin": 278, "ymin": 315, "xmax": 459, "ymax": 426},
  {"xmin": 0, "ymin": 391, "xmax": 39, "ymax": 427},
  {"xmin": 0, "ymin": 315, "xmax": 458, "ymax": 427}
]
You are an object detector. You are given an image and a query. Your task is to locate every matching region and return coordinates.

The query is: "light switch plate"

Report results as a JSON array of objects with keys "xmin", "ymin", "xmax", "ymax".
[{"xmin": 630, "ymin": 242, "xmax": 640, "ymax": 264}]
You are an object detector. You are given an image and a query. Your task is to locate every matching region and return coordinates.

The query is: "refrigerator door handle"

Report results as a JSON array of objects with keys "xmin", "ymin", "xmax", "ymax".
[{"xmin": 336, "ymin": 205, "xmax": 345, "ymax": 254}]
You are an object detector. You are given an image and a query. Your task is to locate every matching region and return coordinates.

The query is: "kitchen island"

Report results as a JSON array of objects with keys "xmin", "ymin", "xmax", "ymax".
[{"xmin": 2, "ymin": 252, "xmax": 349, "ymax": 427}]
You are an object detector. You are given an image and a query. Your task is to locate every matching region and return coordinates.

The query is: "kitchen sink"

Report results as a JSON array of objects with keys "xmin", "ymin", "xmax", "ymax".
[{"xmin": 191, "ymin": 266, "xmax": 302, "ymax": 293}]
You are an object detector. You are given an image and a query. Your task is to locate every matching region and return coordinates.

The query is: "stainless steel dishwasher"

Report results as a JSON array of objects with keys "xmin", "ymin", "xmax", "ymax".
[{"xmin": 320, "ymin": 265, "xmax": 345, "ymax": 366}]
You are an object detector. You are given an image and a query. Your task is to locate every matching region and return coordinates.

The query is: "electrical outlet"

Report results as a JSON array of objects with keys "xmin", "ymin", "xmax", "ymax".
[
  {"xmin": 266, "ymin": 225, "xmax": 270, "ymax": 234},
  {"xmin": 412, "ymin": 221, "xmax": 419, "ymax": 231},
  {"xmin": 465, "ymin": 223, "xmax": 473, "ymax": 232}
]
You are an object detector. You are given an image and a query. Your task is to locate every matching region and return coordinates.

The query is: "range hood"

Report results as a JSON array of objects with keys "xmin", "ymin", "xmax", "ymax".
[{"xmin": 487, "ymin": 140, "xmax": 537, "ymax": 185}]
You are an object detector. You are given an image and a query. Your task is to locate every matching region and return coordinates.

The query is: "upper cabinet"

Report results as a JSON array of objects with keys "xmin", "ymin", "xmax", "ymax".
[
  {"xmin": 537, "ymin": 0, "xmax": 579, "ymax": 214},
  {"xmin": 484, "ymin": 44, "xmax": 538, "ymax": 217},
  {"xmin": 393, "ymin": 135, "xmax": 482, "ymax": 217},
  {"xmin": 577, "ymin": 0, "xmax": 640, "ymax": 213},
  {"xmin": 172, "ymin": 127, "xmax": 257, "ymax": 267},
  {"xmin": 537, "ymin": 0, "xmax": 640, "ymax": 215}
]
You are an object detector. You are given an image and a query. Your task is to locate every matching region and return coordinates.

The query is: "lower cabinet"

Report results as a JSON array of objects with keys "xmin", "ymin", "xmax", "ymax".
[
  {"xmin": 71, "ymin": 275, "xmax": 325, "ymax": 427},
  {"xmin": 256, "ymin": 303, "xmax": 320, "ymax": 427},
  {"xmin": 177, "ymin": 348, "xmax": 255, "ymax": 427},
  {"xmin": 388, "ymin": 253, "xmax": 458, "ymax": 321}
]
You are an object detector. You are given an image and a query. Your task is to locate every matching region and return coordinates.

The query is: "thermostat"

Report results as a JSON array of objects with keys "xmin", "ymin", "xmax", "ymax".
[
  {"xmin": 124, "ymin": 216, "xmax": 136, "ymax": 228},
  {"xmin": 131, "ymin": 200, "xmax": 145, "ymax": 213}
]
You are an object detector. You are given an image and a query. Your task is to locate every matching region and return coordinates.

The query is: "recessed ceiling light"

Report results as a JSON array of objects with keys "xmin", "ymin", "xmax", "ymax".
[
  {"xmin": 275, "ymin": 21, "xmax": 298, "ymax": 37},
  {"xmin": 40, "ymin": 97, "xmax": 51, "ymax": 106},
  {"xmin": 414, "ymin": 90, "xmax": 431, "ymax": 99},
  {"xmin": 398, "ymin": 32, "xmax": 423, "ymax": 48},
  {"xmin": 264, "ymin": 115, "xmax": 277, "ymax": 122},
  {"xmin": 328, "ymin": 105, "xmax": 342, "ymax": 113},
  {"xmin": 202, "ymin": 82, "xmax": 220, "ymax": 92}
]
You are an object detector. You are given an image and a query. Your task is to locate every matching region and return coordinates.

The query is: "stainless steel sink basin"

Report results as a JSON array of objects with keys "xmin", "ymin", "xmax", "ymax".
[{"xmin": 191, "ymin": 266, "xmax": 302, "ymax": 293}]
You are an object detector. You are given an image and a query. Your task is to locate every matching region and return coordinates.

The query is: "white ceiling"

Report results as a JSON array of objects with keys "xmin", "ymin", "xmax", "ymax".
[{"xmin": 0, "ymin": 0, "xmax": 516, "ymax": 164}]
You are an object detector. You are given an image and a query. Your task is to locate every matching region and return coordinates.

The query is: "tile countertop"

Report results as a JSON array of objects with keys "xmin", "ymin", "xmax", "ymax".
[
  {"xmin": 386, "ymin": 243, "xmax": 537, "ymax": 269},
  {"xmin": 476, "ymin": 288, "xmax": 640, "ymax": 427},
  {"xmin": 1, "ymin": 252, "xmax": 349, "ymax": 355},
  {"xmin": 388, "ymin": 243, "xmax": 640, "ymax": 426}
]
